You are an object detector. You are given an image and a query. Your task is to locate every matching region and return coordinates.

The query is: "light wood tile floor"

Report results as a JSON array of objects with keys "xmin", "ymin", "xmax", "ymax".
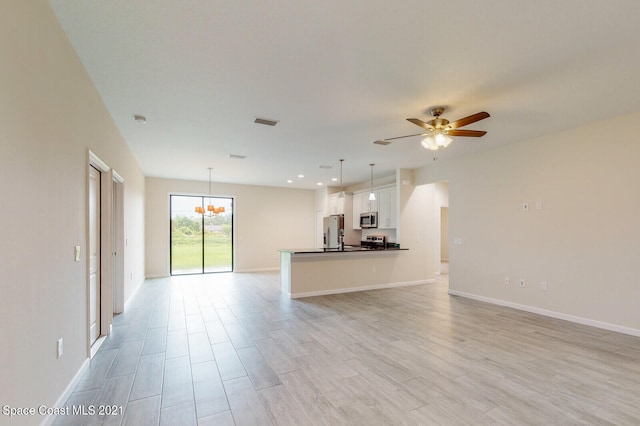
[{"xmin": 55, "ymin": 272, "xmax": 640, "ymax": 425}]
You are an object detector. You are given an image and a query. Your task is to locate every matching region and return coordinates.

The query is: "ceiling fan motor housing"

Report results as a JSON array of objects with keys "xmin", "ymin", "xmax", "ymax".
[
  {"xmin": 428, "ymin": 118, "xmax": 449, "ymax": 129},
  {"xmin": 430, "ymin": 107, "xmax": 445, "ymax": 117}
]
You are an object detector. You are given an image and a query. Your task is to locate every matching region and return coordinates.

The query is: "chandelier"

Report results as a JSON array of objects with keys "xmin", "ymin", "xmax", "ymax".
[{"xmin": 195, "ymin": 168, "xmax": 225, "ymax": 215}]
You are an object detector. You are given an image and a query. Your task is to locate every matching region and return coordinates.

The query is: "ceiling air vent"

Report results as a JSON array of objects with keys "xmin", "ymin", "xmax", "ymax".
[
  {"xmin": 228, "ymin": 154, "xmax": 246, "ymax": 160},
  {"xmin": 254, "ymin": 117, "xmax": 279, "ymax": 126}
]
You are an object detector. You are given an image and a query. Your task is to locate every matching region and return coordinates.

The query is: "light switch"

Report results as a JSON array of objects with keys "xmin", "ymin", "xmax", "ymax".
[
  {"xmin": 454, "ymin": 238, "xmax": 462, "ymax": 245},
  {"xmin": 74, "ymin": 246, "xmax": 81, "ymax": 262}
]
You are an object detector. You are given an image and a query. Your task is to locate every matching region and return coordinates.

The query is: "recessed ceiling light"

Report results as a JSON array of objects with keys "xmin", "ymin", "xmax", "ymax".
[
  {"xmin": 298, "ymin": 174, "xmax": 304, "ymax": 178},
  {"xmin": 254, "ymin": 117, "xmax": 279, "ymax": 126},
  {"xmin": 331, "ymin": 178, "xmax": 338, "ymax": 182},
  {"xmin": 286, "ymin": 180, "xmax": 293, "ymax": 183},
  {"xmin": 134, "ymin": 115, "xmax": 146, "ymax": 124},
  {"xmin": 317, "ymin": 182, "xmax": 323, "ymax": 186}
]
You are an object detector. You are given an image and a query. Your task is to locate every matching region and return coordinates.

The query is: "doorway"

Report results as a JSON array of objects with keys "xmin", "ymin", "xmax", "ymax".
[
  {"xmin": 88, "ymin": 151, "xmax": 124, "ymax": 354},
  {"xmin": 435, "ymin": 181, "xmax": 450, "ymax": 276},
  {"xmin": 170, "ymin": 195, "xmax": 234, "ymax": 275},
  {"xmin": 440, "ymin": 206, "xmax": 449, "ymax": 275},
  {"xmin": 88, "ymin": 165, "xmax": 101, "ymax": 345}
]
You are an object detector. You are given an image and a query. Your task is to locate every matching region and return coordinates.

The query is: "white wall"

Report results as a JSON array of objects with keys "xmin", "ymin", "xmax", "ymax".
[
  {"xmin": 0, "ymin": 0, "xmax": 145, "ymax": 420},
  {"xmin": 415, "ymin": 111, "xmax": 640, "ymax": 334},
  {"xmin": 145, "ymin": 177, "xmax": 315, "ymax": 276}
]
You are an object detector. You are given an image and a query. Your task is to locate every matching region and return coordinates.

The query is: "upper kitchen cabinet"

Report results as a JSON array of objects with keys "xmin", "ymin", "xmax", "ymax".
[
  {"xmin": 352, "ymin": 192, "xmax": 365, "ymax": 229},
  {"xmin": 377, "ymin": 185, "xmax": 397, "ymax": 229},
  {"xmin": 352, "ymin": 185, "xmax": 396, "ymax": 229},
  {"xmin": 328, "ymin": 192, "xmax": 352, "ymax": 216},
  {"xmin": 352, "ymin": 191, "xmax": 378, "ymax": 229}
]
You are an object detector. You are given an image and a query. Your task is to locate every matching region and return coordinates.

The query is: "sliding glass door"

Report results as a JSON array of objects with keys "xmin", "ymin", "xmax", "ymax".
[{"xmin": 170, "ymin": 195, "xmax": 233, "ymax": 275}]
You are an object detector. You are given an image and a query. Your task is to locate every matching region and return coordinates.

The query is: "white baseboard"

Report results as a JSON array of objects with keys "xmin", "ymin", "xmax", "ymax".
[
  {"xmin": 144, "ymin": 273, "xmax": 167, "ymax": 279},
  {"xmin": 41, "ymin": 357, "xmax": 90, "ymax": 426},
  {"xmin": 146, "ymin": 269, "xmax": 279, "ymax": 277},
  {"xmin": 291, "ymin": 279, "xmax": 433, "ymax": 299},
  {"xmin": 234, "ymin": 267, "xmax": 279, "ymax": 273},
  {"xmin": 448, "ymin": 289, "xmax": 640, "ymax": 338},
  {"xmin": 123, "ymin": 278, "xmax": 146, "ymax": 312}
]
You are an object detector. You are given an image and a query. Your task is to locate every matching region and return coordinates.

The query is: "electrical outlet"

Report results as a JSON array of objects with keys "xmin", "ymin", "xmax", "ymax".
[
  {"xmin": 57, "ymin": 338, "xmax": 63, "ymax": 358},
  {"xmin": 535, "ymin": 202, "xmax": 543, "ymax": 211},
  {"xmin": 540, "ymin": 282, "xmax": 548, "ymax": 291},
  {"xmin": 519, "ymin": 279, "xmax": 526, "ymax": 288},
  {"xmin": 504, "ymin": 276, "xmax": 510, "ymax": 285}
]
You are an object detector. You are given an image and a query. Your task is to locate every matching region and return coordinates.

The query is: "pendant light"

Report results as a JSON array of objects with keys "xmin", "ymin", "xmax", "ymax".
[
  {"xmin": 338, "ymin": 159, "xmax": 345, "ymax": 198},
  {"xmin": 368, "ymin": 163, "xmax": 376, "ymax": 201},
  {"xmin": 195, "ymin": 168, "xmax": 225, "ymax": 215}
]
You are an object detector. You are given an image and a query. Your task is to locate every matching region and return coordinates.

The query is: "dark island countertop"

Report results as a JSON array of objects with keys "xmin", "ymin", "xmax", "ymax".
[{"xmin": 279, "ymin": 246, "xmax": 407, "ymax": 254}]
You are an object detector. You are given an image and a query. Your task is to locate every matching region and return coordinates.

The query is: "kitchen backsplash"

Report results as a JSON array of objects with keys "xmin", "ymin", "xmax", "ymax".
[{"xmin": 362, "ymin": 228, "xmax": 397, "ymax": 243}]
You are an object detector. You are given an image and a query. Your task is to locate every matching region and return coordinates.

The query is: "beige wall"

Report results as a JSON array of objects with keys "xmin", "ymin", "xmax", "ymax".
[
  {"xmin": 0, "ymin": 0, "xmax": 146, "ymax": 419},
  {"xmin": 415, "ymin": 111, "xmax": 640, "ymax": 334},
  {"xmin": 441, "ymin": 207, "xmax": 449, "ymax": 261},
  {"xmin": 396, "ymin": 169, "xmax": 439, "ymax": 281},
  {"xmin": 145, "ymin": 177, "xmax": 315, "ymax": 276}
]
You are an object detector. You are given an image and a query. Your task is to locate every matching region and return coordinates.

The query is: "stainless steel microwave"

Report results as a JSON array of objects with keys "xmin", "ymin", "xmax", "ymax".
[{"xmin": 360, "ymin": 212, "xmax": 378, "ymax": 228}]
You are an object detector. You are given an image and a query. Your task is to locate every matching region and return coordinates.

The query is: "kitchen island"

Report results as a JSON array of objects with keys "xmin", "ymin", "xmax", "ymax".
[{"xmin": 279, "ymin": 247, "xmax": 428, "ymax": 298}]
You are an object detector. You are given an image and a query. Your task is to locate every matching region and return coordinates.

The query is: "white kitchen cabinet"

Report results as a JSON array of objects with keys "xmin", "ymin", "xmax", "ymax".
[
  {"xmin": 328, "ymin": 193, "xmax": 348, "ymax": 215},
  {"xmin": 352, "ymin": 191, "xmax": 377, "ymax": 229},
  {"xmin": 367, "ymin": 193, "xmax": 378, "ymax": 213},
  {"xmin": 352, "ymin": 191, "xmax": 366, "ymax": 229},
  {"xmin": 377, "ymin": 185, "xmax": 397, "ymax": 229},
  {"xmin": 357, "ymin": 190, "xmax": 377, "ymax": 213},
  {"xmin": 352, "ymin": 187, "xmax": 394, "ymax": 229}
]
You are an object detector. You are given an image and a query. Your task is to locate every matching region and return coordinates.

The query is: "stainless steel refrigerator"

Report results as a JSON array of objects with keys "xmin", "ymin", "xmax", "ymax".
[{"xmin": 323, "ymin": 214, "xmax": 345, "ymax": 250}]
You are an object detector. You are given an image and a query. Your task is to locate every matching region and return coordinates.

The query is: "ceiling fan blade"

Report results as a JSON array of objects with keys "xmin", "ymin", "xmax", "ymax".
[
  {"xmin": 407, "ymin": 118, "xmax": 435, "ymax": 130},
  {"xmin": 447, "ymin": 129, "xmax": 487, "ymax": 137},
  {"xmin": 373, "ymin": 132, "xmax": 427, "ymax": 144},
  {"xmin": 447, "ymin": 111, "xmax": 490, "ymax": 130}
]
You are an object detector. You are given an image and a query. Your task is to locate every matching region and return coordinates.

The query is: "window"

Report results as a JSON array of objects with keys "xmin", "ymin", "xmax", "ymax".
[{"xmin": 170, "ymin": 195, "xmax": 233, "ymax": 274}]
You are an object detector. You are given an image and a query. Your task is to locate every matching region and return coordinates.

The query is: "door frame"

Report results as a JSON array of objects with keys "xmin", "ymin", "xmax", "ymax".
[
  {"xmin": 87, "ymin": 151, "xmax": 124, "ymax": 355},
  {"xmin": 88, "ymin": 164, "xmax": 102, "ymax": 345},
  {"xmin": 112, "ymin": 171, "xmax": 125, "ymax": 313}
]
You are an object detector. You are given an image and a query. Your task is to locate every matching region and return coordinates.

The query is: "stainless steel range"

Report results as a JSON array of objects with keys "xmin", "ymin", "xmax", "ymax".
[{"xmin": 361, "ymin": 235, "xmax": 386, "ymax": 249}]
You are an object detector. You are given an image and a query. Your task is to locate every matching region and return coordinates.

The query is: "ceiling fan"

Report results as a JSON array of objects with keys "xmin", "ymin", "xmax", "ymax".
[{"xmin": 374, "ymin": 107, "xmax": 490, "ymax": 151}]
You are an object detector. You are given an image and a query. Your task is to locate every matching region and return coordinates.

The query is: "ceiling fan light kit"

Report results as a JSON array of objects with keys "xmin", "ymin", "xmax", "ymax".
[
  {"xmin": 374, "ymin": 107, "xmax": 490, "ymax": 152},
  {"xmin": 421, "ymin": 133, "xmax": 453, "ymax": 151}
]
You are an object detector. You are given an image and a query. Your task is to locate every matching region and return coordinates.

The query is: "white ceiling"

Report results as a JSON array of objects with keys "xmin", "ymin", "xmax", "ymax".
[{"xmin": 48, "ymin": 0, "xmax": 640, "ymax": 190}]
